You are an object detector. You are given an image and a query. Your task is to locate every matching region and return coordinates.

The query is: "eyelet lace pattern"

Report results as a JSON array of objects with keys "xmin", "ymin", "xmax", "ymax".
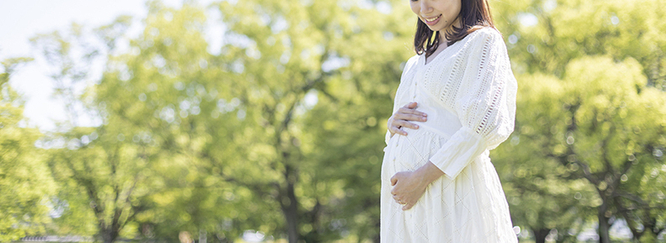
[{"xmin": 380, "ymin": 27, "xmax": 518, "ymax": 243}]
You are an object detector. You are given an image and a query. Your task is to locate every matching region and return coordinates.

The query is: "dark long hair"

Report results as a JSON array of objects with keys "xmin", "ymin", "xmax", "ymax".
[{"xmin": 414, "ymin": 0, "xmax": 495, "ymax": 57}]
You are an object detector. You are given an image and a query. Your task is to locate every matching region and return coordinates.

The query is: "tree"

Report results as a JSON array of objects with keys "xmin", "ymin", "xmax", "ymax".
[
  {"xmin": 95, "ymin": 3, "xmax": 265, "ymax": 240},
  {"xmin": 0, "ymin": 58, "xmax": 55, "ymax": 241},
  {"xmin": 492, "ymin": 0, "xmax": 666, "ymax": 85},
  {"xmin": 494, "ymin": 73, "xmax": 598, "ymax": 243},
  {"xmin": 26, "ymin": 0, "xmax": 666, "ymax": 242},
  {"xmin": 495, "ymin": 56, "xmax": 666, "ymax": 243},
  {"xmin": 489, "ymin": 0, "xmax": 666, "ymax": 241},
  {"xmin": 31, "ymin": 17, "xmax": 159, "ymax": 243},
  {"xmin": 90, "ymin": 0, "xmax": 415, "ymax": 241},
  {"xmin": 208, "ymin": 0, "xmax": 415, "ymax": 241},
  {"xmin": 558, "ymin": 57, "xmax": 665, "ymax": 242}
]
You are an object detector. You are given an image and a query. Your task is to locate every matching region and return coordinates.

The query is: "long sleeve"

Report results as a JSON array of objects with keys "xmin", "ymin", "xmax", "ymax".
[{"xmin": 429, "ymin": 28, "xmax": 517, "ymax": 180}]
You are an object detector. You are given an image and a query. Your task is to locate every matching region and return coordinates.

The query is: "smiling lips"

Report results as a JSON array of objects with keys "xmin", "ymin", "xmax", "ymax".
[{"xmin": 423, "ymin": 14, "xmax": 442, "ymax": 25}]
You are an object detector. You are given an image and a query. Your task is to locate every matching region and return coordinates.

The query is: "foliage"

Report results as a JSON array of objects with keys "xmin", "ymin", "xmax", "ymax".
[
  {"xmin": 30, "ymin": 16, "xmax": 157, "ymax": 243},
  {"xmin": 491, "ymin": 0, "xmax": 666, "ymax": 241},
  {"xmin": 4, "ymin": 0, "xmax": 665, "ymax": 242},
  {"xmin": 0, "ymin": 58, "xmax": 56, "ymax": 241}
]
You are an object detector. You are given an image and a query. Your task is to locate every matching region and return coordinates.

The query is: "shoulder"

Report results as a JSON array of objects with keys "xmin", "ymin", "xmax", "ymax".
[
  {"xmin": 469, "ymin": 26, "xmax": 503, "ymax": 40},
  {"xmin": 399, "ymin": 54, "xmax": 420, "ymax": 81},
  {"xmin": 406, "ymin": 55, "xmax": 420, "ymax": 67},
  {"xmin": 462, "ymin": 27, "xmax": 508, "ymax": 55},
  {"xmin": 460, "ymin": 26, "xmax": 503, "ymax": 47},
  {"xmin": 403, "ymin": 55, "xmax": 420, "ymax": 71}
]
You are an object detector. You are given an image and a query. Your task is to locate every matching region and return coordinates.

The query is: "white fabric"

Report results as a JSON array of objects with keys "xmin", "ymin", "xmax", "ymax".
[{"xmin": 380, "ymin": 27, "xmax": 518, "ymax": 242}]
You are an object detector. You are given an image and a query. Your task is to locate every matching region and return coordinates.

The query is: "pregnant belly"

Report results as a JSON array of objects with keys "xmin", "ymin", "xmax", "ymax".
[
  {"xmin": 381, "ymin": 103, "xmax": 460, "ymax": 176},
  {"xmin": 385, "ymin": 127, "xmax": 452, "ymax": 173}
]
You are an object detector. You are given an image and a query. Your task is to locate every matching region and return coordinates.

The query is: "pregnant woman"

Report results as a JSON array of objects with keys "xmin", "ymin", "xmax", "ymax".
[{"xmin": 380, "ymin": 0, "xmax": 518, "ymax": 242}]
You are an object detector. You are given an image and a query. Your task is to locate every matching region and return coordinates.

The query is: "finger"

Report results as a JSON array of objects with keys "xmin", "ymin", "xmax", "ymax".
[
  {"xmin": 388, "ymin": 120, "xmax": 410, "ymax": 135},
  {"xmin": 395, "ymin": 128, "xmax": 408, "ymax": 136},
  {"xmin": 392, "ymin": 195, "xmax": 404, "ymax": 205},
  {"xmin": 402, "ymin": 114, "xmax": 427, "ymax": 122},
  {"xmin": 390, "ymin": 176, "xmax": 397, "ymax": 186},
  {"xmin": 397, "ymin": 107, "xmax": 418, "ymax": 116},
  {"xmin": 388, "ymin": 125, "xmax": 408, "ymax": 136},
  {"xmin": 395, "ymin": 120, "xmax": 420, "ymax": 130},
  {"xmin": 401, "ymin": 109, "xmax": 428, "ymax": 118},
  {"xmin": 387, "ymin": 125, "xmax": 396, "ymax": 134},
  {"xmin": 393, "ymin": 113, "xmax": 427, "ymax": 123},
  {"xmin": 403, "ymin": 102, "xmax": 418, "ymax": 109},
  {"xmin": 397, "ymin": 107, "xmax": 419, "ymax": 115},
  {"xmin": 396, "ymin": 108, "xmax": 428, "ymax": 119},
  {"xmin": 395, "ymin": 119, "xmax": 421, "ymax": 128}
]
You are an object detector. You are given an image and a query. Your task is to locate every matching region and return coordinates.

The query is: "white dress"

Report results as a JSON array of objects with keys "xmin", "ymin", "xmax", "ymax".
[{"xmin": 380, "ymin": 27, "xmax": 518, "ymax": 243}]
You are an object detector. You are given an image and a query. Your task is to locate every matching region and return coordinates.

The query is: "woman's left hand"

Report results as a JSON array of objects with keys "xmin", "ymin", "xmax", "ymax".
[
  {"xmin": 390, "ymin": 171, "xmax": 429, "ymax": 211},
  {"xmin": 390, "ymin": 162, "xmax": 445, "ymax": 211}
]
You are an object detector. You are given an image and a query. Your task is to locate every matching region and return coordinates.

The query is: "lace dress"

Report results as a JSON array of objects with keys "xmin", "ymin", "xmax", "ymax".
[{"xmin": 380, "ymin": 27, "xmax": 518, "ymax": 243}]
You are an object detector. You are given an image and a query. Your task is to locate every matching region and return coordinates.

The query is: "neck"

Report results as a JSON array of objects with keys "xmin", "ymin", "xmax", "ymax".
[{"xmin": 438, "ymin": 16, "xmax": 462, "ymax": 43}]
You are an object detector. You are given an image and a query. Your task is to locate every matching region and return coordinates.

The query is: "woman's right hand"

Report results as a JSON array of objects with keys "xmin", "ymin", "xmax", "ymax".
[{"xmin": 388, "ymin": 102, "xmax": 427, "ymax": 137}]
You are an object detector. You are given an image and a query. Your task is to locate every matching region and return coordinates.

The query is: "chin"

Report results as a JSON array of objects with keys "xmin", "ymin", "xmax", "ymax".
[
  {"xmin": 428, "ymin": 25, "xmax": 447, "ymax": 32},
  {"xmin": 423, "ymin": 21, "xmax": 449, "ymax": 32}
]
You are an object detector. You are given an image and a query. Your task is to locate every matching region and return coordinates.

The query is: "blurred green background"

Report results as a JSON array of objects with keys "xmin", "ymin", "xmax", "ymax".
[{"xmin": 1, "ymin": 0, "xmax": 665, "ymax": 242}]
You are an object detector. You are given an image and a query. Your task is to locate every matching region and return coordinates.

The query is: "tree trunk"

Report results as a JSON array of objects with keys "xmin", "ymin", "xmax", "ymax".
[
  {"xmin": 597, "ymin": 202, "xmax": 611, "ymax": 243},
  {"xmin": 533, "ymin": 228, "xmax": 551, "ymax": 243},
  {"xmin": 283, "ymin": 182, "xmax": 299, "ymax": 243},
  {"xmin": 280, "ymin": 165, "xmax": 300, "ymax": 243},
  {"xmin": 99, "ymin": 228, "xmax": 119, "ymax": 243}
]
